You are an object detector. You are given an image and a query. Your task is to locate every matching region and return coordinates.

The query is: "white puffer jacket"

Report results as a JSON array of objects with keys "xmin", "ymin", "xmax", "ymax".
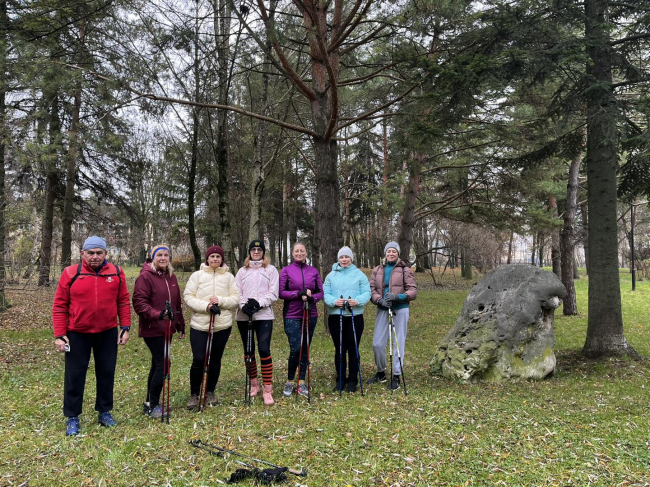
[{"xmin": 184, "ymin": 264, "xmax": 240, "ymax": 332}]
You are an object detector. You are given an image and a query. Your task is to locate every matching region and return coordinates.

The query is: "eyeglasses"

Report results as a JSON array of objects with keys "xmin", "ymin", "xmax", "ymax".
[{"xmin": 251, "ymin": 248, "xmax": 263, "ymax": 253}]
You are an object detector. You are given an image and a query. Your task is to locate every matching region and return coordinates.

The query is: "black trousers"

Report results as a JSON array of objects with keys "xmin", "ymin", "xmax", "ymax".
[
  {"xmin": 64, "ymin": 328, "xmax": 118, "ymax": 417},
  {"xmin": 143, "ymin": 336, "xmax": 173, "ymax": 407},
  {"xmin": 189, "ymin": 327, "xmax": 232, "ymax": 395},
  {"xmin": 328, "ymin": 313, "xmax": 364, "ymax": 383}
]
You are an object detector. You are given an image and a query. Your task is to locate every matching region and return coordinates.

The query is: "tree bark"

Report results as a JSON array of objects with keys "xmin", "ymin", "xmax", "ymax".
[
  {"xmin": 582, "ymin": 0, "xmax": 637, "ymax": 358},
  {"xmin": 0, "ymin": 0, "xmax": 8, "ymax": 310},
  {"xmin": 580, "ymin": 202, "xmax": 589, "ymax": 275},
  {"xmin": 561, "ymin": 150, "xmax": 582, "ymax": 315}
]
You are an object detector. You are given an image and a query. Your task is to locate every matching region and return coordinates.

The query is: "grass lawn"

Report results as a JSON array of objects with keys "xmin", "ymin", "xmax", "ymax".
[{"xmin": 0, "ymin": 267, "xmax": 648, "ymax": 486}]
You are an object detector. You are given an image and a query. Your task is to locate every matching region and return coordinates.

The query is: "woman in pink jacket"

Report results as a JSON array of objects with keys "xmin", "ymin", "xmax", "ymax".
[{"xmin": 235, "ymin": 239, "xmax": 279, "ymax": 405}]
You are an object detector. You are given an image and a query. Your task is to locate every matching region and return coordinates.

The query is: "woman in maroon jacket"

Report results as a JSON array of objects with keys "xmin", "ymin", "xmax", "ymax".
[{"xmin": 132, "ymin": 245, "xmax": 185, "ymax": 418}]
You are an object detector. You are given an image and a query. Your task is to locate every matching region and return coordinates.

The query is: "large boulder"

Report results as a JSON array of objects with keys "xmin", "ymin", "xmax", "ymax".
[{"xmin": 431, "ymin": 265, "xmax": 567, "ymax": 382}]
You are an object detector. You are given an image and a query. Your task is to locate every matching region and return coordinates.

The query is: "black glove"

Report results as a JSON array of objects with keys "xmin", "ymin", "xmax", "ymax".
[
  {"xmin": 242, "ymin": 298, "xmax": 261, "ymax": 317},
  {"xmin": 385, "ymin": 293, "xmax": 399, "ymax": 303},
  {"xmin": 306, "ymin": 295, "xmax": 315, "ymax": 304},
  {"xmin": 209, "ymin": 304, "xmax": 221, "ymax": 315},
  {"xmin": 297, "ymin": 289, "xmax": 307, "ymax": 298},
  {"xmin": 159, "ymin": 308, "xmax": 174, "ymax": 320}
]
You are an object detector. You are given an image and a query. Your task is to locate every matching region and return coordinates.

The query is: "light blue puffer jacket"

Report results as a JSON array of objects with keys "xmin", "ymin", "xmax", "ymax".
[{"xmin": 323, "ymin": 263, "xmax": 371, "ymax": 316}]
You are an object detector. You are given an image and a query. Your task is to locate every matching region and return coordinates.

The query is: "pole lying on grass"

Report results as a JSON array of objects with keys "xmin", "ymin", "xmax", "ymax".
[
  {"xmin": 189, "ymin": 439, "xmax": 307, "ymax": 478},
  {"xmin": 347, "ymin": 297, "xmax": 364, "ymax": 396},
  {"xmin": 388, "ymin": 307, "xmax": 408, "ymax": 396},
  {"xmin": 296, "ymin": 299, "xmax": 311, "ymax": 402},
  {"xmin": 198, "ymin": 313, "xmax": 215, "ymax": 411},
  {"xmin": 160, "ymin": 300, "xmax": 173, "ymax": 423}
]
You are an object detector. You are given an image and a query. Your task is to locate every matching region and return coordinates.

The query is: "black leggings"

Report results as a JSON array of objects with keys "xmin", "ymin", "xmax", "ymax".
[
  {"xmin": 328, "ymin": 313, "xmax": 364, "ymax": 383},
  {"xmin": 189, "ymin": 327, "xmax": 232, "ymax": 395},
  {"xmin": 143, "ymin": 336, "xmax": 172, "ymax": 407}
]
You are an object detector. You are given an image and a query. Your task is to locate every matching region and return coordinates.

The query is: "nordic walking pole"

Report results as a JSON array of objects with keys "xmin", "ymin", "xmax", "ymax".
[
  {"xmin": 296, "ymin": 300, "xmax": 307, "ymax": 401},
  {"xmin": 389, "ymin": 308, "xmax": 408, "ymax": 396},
  {"xmin": 245, "ymin": 314, "xmax": 253, "ymax": 405},
  {"xmin": 348, "ymin": 297, "xmax": 364, "ymax": 396},
  {"xmin": 198, "ymin": 313, "xmax": 215, "ymax": 411},
  {"xmin": 305, "ymin": 300, "xmax": 312, "ymax": 403},
  {"xmin": 339, "ymin": 295, "xmax": 344, "ymax": 396},
  {"xmin": 189, "ymin": 440, "xmax": 308, "ymax": 477},
  {"xmin": 388, "ymin": 307, "xmax": 394, "ymax": 395},
  {"xmin": 161, "ymin": 301, "xmax": 173, "ymax": 423}
]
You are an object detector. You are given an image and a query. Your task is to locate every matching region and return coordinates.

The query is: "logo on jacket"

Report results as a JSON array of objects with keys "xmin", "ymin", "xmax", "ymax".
[{"xmin": 107, "ymin": 277, "xmax": 113, "ymax": 283}]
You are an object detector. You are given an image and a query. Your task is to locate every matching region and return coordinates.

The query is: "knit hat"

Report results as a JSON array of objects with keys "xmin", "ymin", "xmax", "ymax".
[
  {"xmin": 248, "ymin": 239, "xmax": 266, "ymax": 256},
  {"xmin": 384, "ymin": 241, "xmax": 400, "ymax": 256},
  {"xmin": 206, "ymin": 245, "xmax": 225, "ymax": 266},
  {"xmin": 150, "ymin": 244, "xmax": 170, "ymax": 260},
  {"xmin": 337, "ymin": 246, "xmax": 354, "ymax": 261},
  {"xmin": 83, "ymin": 236, "xmax": 107, "ymax": 251}
]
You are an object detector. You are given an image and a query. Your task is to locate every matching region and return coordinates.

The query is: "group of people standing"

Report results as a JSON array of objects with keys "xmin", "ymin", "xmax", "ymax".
[{"xmin": 52, "ymin": 236, "xmax": 417, "ymax": 436}]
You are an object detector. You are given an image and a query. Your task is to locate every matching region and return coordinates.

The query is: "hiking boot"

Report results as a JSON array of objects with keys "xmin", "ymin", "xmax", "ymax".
[
  {"xmin": 142, "ymin": 401, "xmax": 152, "ymax": 415},
  {"xmin": 149, "ymin": 404, "xmax": 166, "ymax": 419},
  {"xmin": 187, "ymin": 395, "xmax": 199, "ymax": 410},
  {"xmin": 389, "ymin": 375, "xmax": 401, "ymax": 390},
  {"xmin": 283, "ymin": 382, "xmax": 295, "ymax": 397},
  {"xmin": 345, "ymin": 380, "xmax": 358, "ymax": 393},
  {"xmin": 297, "ymin": 381, "xmax": 309, "ymax": 397},
  {"xmin": 66, "ymin": 416, "xmax": 80, "ymax": 436},
  {"xmin": 262, "ymin": 384, "xmax": 275, "ymax": 406},
  {"xmin": 367, "ymin": 371, "xmax": 387, "ymax": 384},
  {"xmin": 206, "ymin": 392, "xmax": 218, "ymax": 406},
  {"xmin": 250, "ymin": 378, "xmax": 260, "ymax": 397},
  {"xmin": 98, "ymin": 411, "xmax": 117, "ymax": 427},
  {"xmin": 332, "ymin": 379, "xmax": 347, "ymax": 392}
]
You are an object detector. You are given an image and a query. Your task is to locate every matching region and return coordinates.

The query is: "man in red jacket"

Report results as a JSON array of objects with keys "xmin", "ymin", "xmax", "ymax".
[{"xmin": 52, "ymin": 235, "xmax": 131, "ymax": 436}]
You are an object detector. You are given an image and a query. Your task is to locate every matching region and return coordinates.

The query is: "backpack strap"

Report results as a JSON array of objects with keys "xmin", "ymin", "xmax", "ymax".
[
  {"xmin": 68, "ymin": 262, "xmax": 122, "ymax": 288},
  {"xmin": 68, "ymin": 262, "xmax": 83, "ymax": 288}
]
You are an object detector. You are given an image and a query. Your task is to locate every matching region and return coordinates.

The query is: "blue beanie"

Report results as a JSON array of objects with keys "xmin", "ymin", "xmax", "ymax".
[
  {"xmin": 384, "ymin": 241, "xmax": 400, "ymax": 256},
  {"xmin": 83, "ymin": 236, "xmax": 107, "ymax": 251}
]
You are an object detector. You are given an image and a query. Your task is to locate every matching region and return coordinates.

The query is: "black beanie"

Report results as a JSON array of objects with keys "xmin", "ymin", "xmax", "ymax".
[{"xmin": 249, "ymin": 239, "xmax": 266, "ymax": 256}]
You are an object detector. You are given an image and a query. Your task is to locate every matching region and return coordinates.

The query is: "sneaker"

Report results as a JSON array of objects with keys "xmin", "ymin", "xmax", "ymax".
[
  {"xmin": 345, "ymin": 380, "xmax": 358, "ymax": 393},
  {"xmin": 367, "ymin": 371, "xmax": 387, "ymax": 384},
  {"xmin": 206, "ymin": 392, "xmax": 218, "ymax": 406},
  {"xmin": 297, "ymin": 381, "xmax": 309, "ymax": 397},
  {"xmin": 389, "ymin": 375, "xmax": 401, "ymax": 390},
  {"xmin": 142, "ymin": 401, "xmax": 152, "ymax": 415},
  {"xmin": 332, "ymin": 379, "xmax": 347, "ymax": 392},
  {"xmin": 283, "ymin": 382, "xmax": 295, "ymax": 397},
  {"xmin": 66, "ymin": 416, "xmax": 80, "ymax": 436},
  {"xmin": 187, "ymin": 395, "xmax": 199, "ymax": 410},
  {"xmin": 149, "ymin": 404, "xmax": 164, "ymax": 419},
  {"xmin": 98, "ymin": 411, "xmax": 117, "ymax": 427}
]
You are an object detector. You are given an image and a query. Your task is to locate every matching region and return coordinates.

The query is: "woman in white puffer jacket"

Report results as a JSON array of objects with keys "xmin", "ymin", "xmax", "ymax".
[{"xmin": 183, "ymin": 245, "xmax": 239, "ymax": 409}]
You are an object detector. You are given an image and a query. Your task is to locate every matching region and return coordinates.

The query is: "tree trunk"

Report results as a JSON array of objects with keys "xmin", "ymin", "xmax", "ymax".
[
  {"xmin": 397, "ymin": 153, "xmax": 422, "ymax": 263},
  {"xmin": 507, "ymin": 231, "xmax": 514, "ymax": 264},
  {"xmin": 0, "ymin": 0, "xmax": 8, "ymax": 310},
  {"xmin": 582, "ymin": 0, "xmax": 636, "ymax": 358},
  {"xmin": 561, "ymin": 149, "xmax": 582, "ymax": 315},
  {"xmin": 580, "ymin": 202, "xmax": 589, "ymax": 275},
  {"xmin": 312, "ymin": 136, "xmax": 340, "ymax": 273},
  {"xmin": 549, "ymin": 195, "xmax": 561, "ymax": 278},
  {"xmin": 38, "ymin": 95, "xmax": 61, "ymax": 287},
  {"xmin": 530, "ymin": 232, "xmax": 536, "ymax": 265},
  {"xmin": 188, "ymin": 107, "xmax": 201, "ymax": 270}
]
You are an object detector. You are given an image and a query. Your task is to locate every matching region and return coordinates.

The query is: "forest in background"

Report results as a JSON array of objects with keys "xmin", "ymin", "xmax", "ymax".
[{"xmin": 0, "ymin": 0, "xmax": 649, "ymax": 358}]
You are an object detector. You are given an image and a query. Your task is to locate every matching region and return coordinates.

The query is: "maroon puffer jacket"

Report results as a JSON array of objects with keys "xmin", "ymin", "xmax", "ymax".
[{"xmin": 133, "ymin": 262, "xmax": 185, "ymax": 338}]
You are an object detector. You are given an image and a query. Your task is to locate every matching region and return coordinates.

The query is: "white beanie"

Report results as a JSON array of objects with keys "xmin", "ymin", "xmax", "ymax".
[
  {"xmin": 337, "ymin": 246, "xmax": 354, "ymax": 261},
  {"xmin": 384, "ymin": 241, "xmax": 400, "ymax": 255}
]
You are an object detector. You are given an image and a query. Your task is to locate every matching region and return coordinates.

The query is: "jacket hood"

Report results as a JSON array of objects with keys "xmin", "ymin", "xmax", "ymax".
[
  {"xmin": 140, "ymin": 261, "xmax": 172, "ymax": 276},
  {"xmin": 331, "ymin": 262, "xmax": 357, "ymax": 272},
  {"xmin": 200, "ymin": 262, "xmax": 230, "ymax": 274}
]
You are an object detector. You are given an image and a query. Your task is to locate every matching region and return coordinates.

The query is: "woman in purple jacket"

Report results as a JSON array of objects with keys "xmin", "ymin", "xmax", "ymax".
[
  {"xmin": 279, "ymin": 242, "xmax": 323, "ymax": 397},
  {"xmin": 132, "ymin": 245, "xmax": 185, "ymax": 418}
]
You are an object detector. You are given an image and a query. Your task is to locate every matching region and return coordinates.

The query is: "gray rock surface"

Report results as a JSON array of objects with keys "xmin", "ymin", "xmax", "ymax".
[{"xmin": 431, "ymin": 265, "xmax": 567, "ymax": 382}]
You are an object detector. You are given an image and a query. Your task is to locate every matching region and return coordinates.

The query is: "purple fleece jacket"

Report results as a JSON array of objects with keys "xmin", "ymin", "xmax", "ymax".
[{"xmin": 278, "ymin": 260, "xmax": 324, "ymax": 319}]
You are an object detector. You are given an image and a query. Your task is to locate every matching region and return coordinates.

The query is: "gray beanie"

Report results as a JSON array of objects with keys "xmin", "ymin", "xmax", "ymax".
[
  {"xmin": 83, "ymin": 235, "xmax": 107, "ymax": 251},
  {"xmin": 384, "ymin": 241, "xmax": 400, "ymax": 256},
  {"xmin": 337, "ymin": 246, "xmax": 354, "ymax": 261}
]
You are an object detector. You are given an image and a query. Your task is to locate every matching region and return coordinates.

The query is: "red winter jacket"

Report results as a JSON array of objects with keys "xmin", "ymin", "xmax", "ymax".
[
  {"xmin": 52, "ymin": 260, "xmax": 131, "ymax": 337},
  {"xmin": 132, "ymin": 262, "xmax": 185, "ymax": 338}
]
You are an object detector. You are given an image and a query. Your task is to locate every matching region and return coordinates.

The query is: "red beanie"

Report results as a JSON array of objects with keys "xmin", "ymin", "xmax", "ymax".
[{"xmin": 205, "ymin": 245, "xmax": 225, "ymax": 266}]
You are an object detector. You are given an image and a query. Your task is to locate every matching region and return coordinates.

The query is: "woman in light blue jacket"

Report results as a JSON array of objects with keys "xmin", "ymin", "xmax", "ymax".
[{"xmin": 323, "ymin": 246, "xmax": 371, "ymax": 393}]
